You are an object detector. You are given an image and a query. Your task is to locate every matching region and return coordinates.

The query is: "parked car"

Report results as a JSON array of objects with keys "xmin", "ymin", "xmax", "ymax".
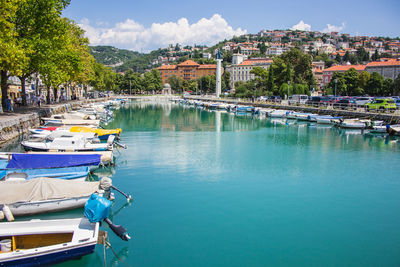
[
  {"xmin": 267, "ymin": 96, "xmax": 281, "ymax": 103},
  {"xmin": 333, "ymin": 99, "xmax": 357, "ymax": 109},
  {"xmin": 396, "ymin": 99, "xmax": 400, "ymax": 109},
  {"xmin": 355, "ymin": 96, "xmax": 373, "ymax": 106},
  {"xmin": 306, "ymin": 96, "xmax": 330, "ymax": 106},
  {"xmin": 257, "ymin": 96, "xmax": 268, "ymax": 101},
  {"xmin": 365, "ymin": 98, "xmax": 396, "ymax": 112},
  {"xmin": 288, "ymin": 94, "xmax": 308, "ymax": 105}
]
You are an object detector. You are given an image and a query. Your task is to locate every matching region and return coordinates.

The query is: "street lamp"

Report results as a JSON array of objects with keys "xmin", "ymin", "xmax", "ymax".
[{"xmin": 287, "ymin": 81, "xmax": 290, "ymax": 100}]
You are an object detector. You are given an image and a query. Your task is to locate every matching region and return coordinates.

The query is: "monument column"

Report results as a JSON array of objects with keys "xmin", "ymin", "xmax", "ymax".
[{"xmin": 215, "ymin": 50, "xmax": 223, "ymax": 98}]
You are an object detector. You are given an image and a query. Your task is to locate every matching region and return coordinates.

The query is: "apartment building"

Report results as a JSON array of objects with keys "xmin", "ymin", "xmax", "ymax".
[{"xmin": 157, "ymin": 60, "xmax": 218, "ymax": 84}]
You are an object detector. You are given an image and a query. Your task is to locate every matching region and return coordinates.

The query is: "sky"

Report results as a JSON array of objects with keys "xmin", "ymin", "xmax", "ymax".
[{"xmin": 63, "ymin": 0, "xmax": 400, "ymax": 52}]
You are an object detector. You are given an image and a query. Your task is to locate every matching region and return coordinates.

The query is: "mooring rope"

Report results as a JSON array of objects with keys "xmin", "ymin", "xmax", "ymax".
[{"xmin": 105, "ymin": 241, "xmax": 132, "ymax": 267}]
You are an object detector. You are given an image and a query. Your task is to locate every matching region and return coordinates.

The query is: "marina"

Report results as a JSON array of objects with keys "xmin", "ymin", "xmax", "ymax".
[{"xmin": 1, "ymin": 97, "xmax": 400, "ymax": 266}]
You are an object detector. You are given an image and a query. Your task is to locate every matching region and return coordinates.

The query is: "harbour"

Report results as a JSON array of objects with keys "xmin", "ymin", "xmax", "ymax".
[{"xmin": 1, "ymin": 97, "xmax": 400, "ymax": 266}]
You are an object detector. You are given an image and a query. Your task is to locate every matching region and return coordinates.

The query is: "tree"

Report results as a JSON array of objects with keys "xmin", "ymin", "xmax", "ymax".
[
  {"xmin": 258, "ymin": 42, "xmax": 267, "ymax": 54},
  {"xmin": 358, "ymin": 71, "xmax": 370, "ymax": 93},
  {"xmin": 344, "ymin": 68, "xmax": 362, "ymax": 95},
  {"xmin": 371, "ymin": 49, "xmax": 379, "ymax": 61},
  {"xmin": 0, "ymin": 0, "xmax": 28, "ymax": 110},
  {"xmin": 382, "ymin": 78, "xmax": 394, "ymax": 96},
  {"xmin": 365, "ymin": 72, "xmax": 384, "ymax": 96},
  {"xmin": 394, "ymin": 74, "xmax": 400, "ymax": 95}
]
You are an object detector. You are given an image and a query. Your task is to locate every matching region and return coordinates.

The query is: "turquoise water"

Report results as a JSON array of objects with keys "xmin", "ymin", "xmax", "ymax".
[{"xmin": 52, "ymin": 101, "xmax": 400, "ymax": 266}]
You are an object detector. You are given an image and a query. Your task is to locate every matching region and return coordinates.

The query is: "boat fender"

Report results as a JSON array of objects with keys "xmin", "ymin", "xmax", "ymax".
[
  {"xmin": 100, "ymin": 177, "xmax": 113, "ymax": 191},
  {"xmin": 2, "ymin": 205, "xmax": 14, "ymax": 222}
]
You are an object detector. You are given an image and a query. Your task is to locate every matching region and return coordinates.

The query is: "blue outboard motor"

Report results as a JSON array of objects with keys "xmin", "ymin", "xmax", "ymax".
[{"xmin": 84, "ymin": 194, "xmax": 130, "ymax": 241}]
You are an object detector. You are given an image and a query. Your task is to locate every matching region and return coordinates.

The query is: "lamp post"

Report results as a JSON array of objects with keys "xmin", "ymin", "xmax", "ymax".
[
  {"xmin": 287, "ymin": 81, "xmax": 290, "ymax": 100},
  {"xmin": 334, "ymin": 78, "xmax": 337, "ymax": 98}
]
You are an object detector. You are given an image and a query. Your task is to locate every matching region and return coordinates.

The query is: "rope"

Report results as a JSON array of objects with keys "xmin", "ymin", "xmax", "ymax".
[{"xmin": 105, "ymin": 241, "xmax": 132, "ymax": 267}]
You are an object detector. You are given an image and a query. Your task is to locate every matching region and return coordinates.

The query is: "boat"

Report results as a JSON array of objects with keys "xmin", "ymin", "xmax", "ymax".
[
  {"xmin": 339, "ymin": 119, "xmax": 371, "ymax": 129},
  {"xmin": 0, "ymin": 178, "xmax": 108, "ymax": 217},
  {"xmin": 0, "ymin": 153, "xmax": 101, "ymax": 170},
  {"xmin": 0, "ymin": 217, "xmax": 99, "ymax": 266},
  {"xmin": 42, "ymin": 118, "xmax": 100, "ymax": 127},
  {"xmin": 269, "ymin": 110, "xmax": 288, "ymax": 118},
  {"xmin": 27, "ymin": 151, "xmax": 114, "ymax": 166},
  {"xmin": 0, "ymin": 166, "xmax": 90, "ymax": 181},
  {"xmin": 69, "ymin": 126, "xmax": 122, "ymax": 140},
  {"xmin": 386, "ymin": 124, "xmax": 400, "ymax": 136},
  {"xmin": 21, "ymin": 135, "xmax": 114, "ymax": 152}
]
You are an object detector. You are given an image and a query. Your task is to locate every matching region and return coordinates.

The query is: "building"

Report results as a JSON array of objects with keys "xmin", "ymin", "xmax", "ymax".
[
  {"xmin": 232, "ymin": 54, "xmax": 247, "ymax": 65},
  {"xmin": 322, "ymin": 65, "xmax": 366, "ymax": 87},
  {"xmin": 267, "ymin": 46, "xmax": 290, "ymax": 56},
  {"xmin": 365, "ymin": 59, "xmax": 400, "ymax": 80},
  {"xmin": 157, "ymin": 60, "xmax": 218, "ymax": 84},
  {"xmin": 226, "ymin": 58, "xmax": 273, "ymax": 89}
]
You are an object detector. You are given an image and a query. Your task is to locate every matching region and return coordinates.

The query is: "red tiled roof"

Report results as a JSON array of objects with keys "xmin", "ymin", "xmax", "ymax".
[
  {"xmin": 324, "ymin": 65, "xmax": 366, "ymax": 72},
  {"xmin": 198, "ymin": 64, "xmax": 217, "ymax": 69},
  {"xmin": 177, "ymin": 60, "xmax": 200, "ymax": 67},
  {"xmin": 158, "ymin": 65, "xmax": 177, "ymax": 70},
  {"xmin": 239, "ymin": 59, "xmax": 273, "ymax": 66},
  {"xmin": 366, "ymin": 59, "xmax": 400, "ymax": 67}
]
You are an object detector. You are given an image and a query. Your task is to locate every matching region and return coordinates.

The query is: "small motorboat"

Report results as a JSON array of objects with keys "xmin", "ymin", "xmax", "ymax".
[
  {"xmin": 69, "ymin": 126, "xmax": 122, "ymax": 140},
  {"xmin": 0, "ymin": 217, "xmax": 99, "ymax": 266},
  {"xmin": 0, "ymin": 166, "xmax": 90, "ymax": 181},
  {"xmin": 21, "ymin": 135, "xmax": 114, "ymax": 152},
  {"xmin": 269, "ymin": 110, "xmax": 289, "ymax": 118},
  {"xmin": 0, "ymin": 177, "xmax": 111, "ymax": 217},
  {"xmin": 0, "ymin": 153, "xmax": 101, "ymax": 171},
  {"xmin": 339, "ymin": 119, "xmax": 370, "ymax": 129}
]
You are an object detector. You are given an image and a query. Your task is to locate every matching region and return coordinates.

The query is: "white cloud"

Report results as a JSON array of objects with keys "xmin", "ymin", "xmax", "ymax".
[
  {"xmin": 291, "ymin": 20, "xmax": 311, "ymax": 31},
  {"xmin": 322, "ymin": 22, "xmax": 346, "ymax": 33},
  {"xmin": 79, "ymin": 14, "xmax": 246, "ymax": 52}
]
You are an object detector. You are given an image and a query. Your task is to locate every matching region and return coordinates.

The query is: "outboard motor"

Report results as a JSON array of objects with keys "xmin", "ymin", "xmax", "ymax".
[{"xmin": 84, "ymin": 194, "xmax": 130, "ymax": 241}]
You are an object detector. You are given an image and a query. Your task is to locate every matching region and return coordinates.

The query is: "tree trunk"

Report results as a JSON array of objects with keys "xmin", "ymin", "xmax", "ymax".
[
  {"xmin": 1, "ymin": 70, "xmax": 9, "ymax": 112},
  {"xmin": 53, "ymin": 87, "xmax": 58, "ymax": 103},
  {"xmin": 46, "ymin": 86, "xmax": 51, "ymax": 104},
  {"xmin": 35, "ymin": 72, "xmax": 40, "ymax": 97},
  {"xmin": 85, "ymin": 85, "xmax": 88, "ymax": 99},
  {"xmin": 19, "ymin": 76, "xmax": 27, "ymax": 106}
]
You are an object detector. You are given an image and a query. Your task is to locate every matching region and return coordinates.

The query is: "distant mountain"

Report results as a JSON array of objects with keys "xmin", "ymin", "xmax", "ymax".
[{"xmin": 89, "ymin": 46, "xmax": 140, "ymax": 66}]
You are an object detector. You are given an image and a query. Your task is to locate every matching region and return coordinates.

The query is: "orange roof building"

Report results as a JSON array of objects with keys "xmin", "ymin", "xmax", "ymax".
[
  {"xmin": 322, "ymin": 65, "xmax": 366, "ymax": 87},
  {"xmin": 157, "ymin": 60, "xmax": 219, "ymax": 84},
  {"xmin": 365, "ymin": 59, "xmax": 400, "ymax": 80}
]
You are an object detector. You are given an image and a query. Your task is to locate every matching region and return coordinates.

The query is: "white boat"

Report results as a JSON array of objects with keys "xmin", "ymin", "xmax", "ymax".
[
  {"xmin": 339, "ymin": 119, "xmax": 371, "ymax": 129},
  {"xmin": 0, "ymin": 217, "xmax": 99, "ymax": 266},
  {"xmin": 0, "ymin": 178, "xmax": 108, "ymax": 217},
  {"xmin": 42, "ymin": 117, "xmax": 100, "ymax": 127},
  {"xmin": 28, "ymin": 130, "xmax": 98, "ymax": 141},
  {"xmin": 386, "ymin": 124, "xmax": 400, "ymax": 136},
  {"xmin": 21, "ymin": 135, "xmax": 114, "ymax": 152},
  {"xmin": 269, "ymin": 110, "xmax": 289, "ymax": 118},
  {"xmin": 369, "ymin": 125, "xmax": 387, "ymax": 133}
]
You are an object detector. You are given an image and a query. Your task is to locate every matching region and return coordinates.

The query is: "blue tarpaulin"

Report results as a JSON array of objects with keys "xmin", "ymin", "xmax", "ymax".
[
  {"xmin": 1, "ymin": 166, "xmax": 90, "ymax": 180},
  {"xmin": 6, "ymin": 153, "xmax": 101, "ymax": 169}
]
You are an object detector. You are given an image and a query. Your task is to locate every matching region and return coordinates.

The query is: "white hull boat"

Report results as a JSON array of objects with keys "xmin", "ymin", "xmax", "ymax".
[
  {"xmin": 0, "ymin": 217, "xmax": 99, "ymax": 266},
  {"xmin": 0, "ymin": 178, "xmax": 107, "ymax": 217}
]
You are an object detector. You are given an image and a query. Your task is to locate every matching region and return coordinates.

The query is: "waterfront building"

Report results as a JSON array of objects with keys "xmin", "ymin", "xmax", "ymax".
[
  {"xmin": 157, "ymin": 60, "xmax": 218, "ymax": 84},
  {"xmin": 322, "ymin": 65, "xmax": 366, "ymax": 87},
  {"xmin": 226, "ymin": 58, "xmax": 273, "ymax": 89},
  {"xmin": 365, "ymin": 59, "xmax": 400, "ymax": 80}
]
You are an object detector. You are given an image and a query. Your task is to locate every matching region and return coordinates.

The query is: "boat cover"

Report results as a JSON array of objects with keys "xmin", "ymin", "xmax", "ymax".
[
  {"xmin": 0, "ymin": 178, "xmax": 100, "ymax": 204},
  {"xmin": 6, "ymin": 153, "xmax": 101, "ymax": 169},
  {"xmin": 1, "ymin": 166, "xmax": 89, "ymax": 180}
]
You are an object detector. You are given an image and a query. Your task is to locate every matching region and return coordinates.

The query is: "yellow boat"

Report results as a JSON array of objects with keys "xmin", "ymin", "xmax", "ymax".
[{"xmin": 69, "ymin": 126, "xmax": 122, "ymax": 140}]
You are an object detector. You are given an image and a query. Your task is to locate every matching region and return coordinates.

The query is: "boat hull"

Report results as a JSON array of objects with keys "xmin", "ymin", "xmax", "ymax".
[{"xmin": 0, "ymin": 243, "xmax": 95, "ymax": 267}]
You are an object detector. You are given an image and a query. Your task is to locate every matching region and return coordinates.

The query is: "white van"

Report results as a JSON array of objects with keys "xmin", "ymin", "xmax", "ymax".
[{"xmin": 288, "ymin": 95, "xmax": 308, "ymax": 105}]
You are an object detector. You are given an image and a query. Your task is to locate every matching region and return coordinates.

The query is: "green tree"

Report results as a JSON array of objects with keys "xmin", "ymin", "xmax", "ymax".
[
  {"xmin": 344, "ymin": 68, "xmax": 362, "ymax": 95},
  {"xmin": 365, "ymin": 72, "xmax": 384, "ymax": 96},
  {"xmin": 0, "ymin": 0, "xmax": 28, "ymax": 110},
  {"xmin": 382, "ymin": 78, "xmax": 394, "ymax": 96},
  {"xmin": 358, "ymin": 71, "xmax": 370, "ymax": 93},
  {"xmin": 394, "ymin": 74, "xmax": 400, "ymax": 95}
]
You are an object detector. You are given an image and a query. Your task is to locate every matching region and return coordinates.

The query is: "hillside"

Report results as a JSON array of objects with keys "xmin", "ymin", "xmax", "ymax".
[{"xmin": 90, "ymin": 46, "xmax": 140, "ymax": 66}]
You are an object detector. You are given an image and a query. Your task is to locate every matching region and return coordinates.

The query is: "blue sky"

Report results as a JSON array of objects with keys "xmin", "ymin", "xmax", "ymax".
[{"xmin": 63, "ymin": 0, "xmax": 400, "ymax": 51}]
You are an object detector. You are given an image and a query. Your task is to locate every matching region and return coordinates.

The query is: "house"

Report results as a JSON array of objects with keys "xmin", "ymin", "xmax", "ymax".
[
  {"xmin": 365, "ymin": 59, "xmax": 400, "ymax": 80},
  {"xmin": 322, "ymin": 65, "xmax": 366, "ymax": 87},
  {"xmin": 226, "ymin": 58, "xmax": 273, "ymax": 89}
]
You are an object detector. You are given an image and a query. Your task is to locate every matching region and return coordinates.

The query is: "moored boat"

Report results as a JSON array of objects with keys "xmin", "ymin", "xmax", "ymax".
[{"xmin": 0, "ymin": 217, "xmax": 99, "ymax": 266}]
